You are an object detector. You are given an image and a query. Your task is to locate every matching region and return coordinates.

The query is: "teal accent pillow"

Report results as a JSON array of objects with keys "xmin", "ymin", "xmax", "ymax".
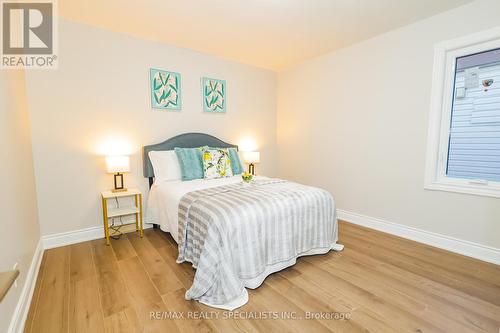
[
  {"xmin": 174, "ymin": 147, "xmax": 204, "ymax": 181},
  {"xmin": 228, "ymin": 148, "xmax": 244, "ymax": 175}
]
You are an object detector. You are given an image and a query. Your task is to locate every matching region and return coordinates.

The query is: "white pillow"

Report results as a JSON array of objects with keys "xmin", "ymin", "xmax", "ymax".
[{"xmin": 148, "ymin": 150, "xmax": 182, "ymax": 181}]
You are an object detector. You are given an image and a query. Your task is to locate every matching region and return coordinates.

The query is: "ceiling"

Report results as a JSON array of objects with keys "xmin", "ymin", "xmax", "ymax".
[{"xmin": 59, "ymin": 0, "xmax": 473, "ymax": 71}]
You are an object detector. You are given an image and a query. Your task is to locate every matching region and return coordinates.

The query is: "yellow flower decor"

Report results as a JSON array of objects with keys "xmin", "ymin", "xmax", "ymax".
[{"xmin": 242, "ymin": 172, "xmax": 253, "ymax": 183}]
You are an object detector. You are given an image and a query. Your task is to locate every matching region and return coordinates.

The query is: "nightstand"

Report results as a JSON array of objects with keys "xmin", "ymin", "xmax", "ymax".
[{"xmin": 101, "ymin": 188, "xmax": 143, "ymax": 245}]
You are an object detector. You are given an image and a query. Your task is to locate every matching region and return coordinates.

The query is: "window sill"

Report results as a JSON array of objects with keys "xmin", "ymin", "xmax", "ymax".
[{"xmin": 424, "ymin": 180, "xmax": 500, "ymax": 198}]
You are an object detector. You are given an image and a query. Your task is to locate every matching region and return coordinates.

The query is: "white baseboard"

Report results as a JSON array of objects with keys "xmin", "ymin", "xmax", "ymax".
[
  {"xmin": 337, "ymin": 209, "xmax": 500, "ymax": 265},
  {"xmin": 8, "ymin": 240, "xmax": 44, "ymax": 333},
  {"xmin": 42, "ymin": 223, "xmax": 153, "ymax": 249},
  {"xmin": 42, "ymin": 225, "xmax": 104, "ymax": 249}
]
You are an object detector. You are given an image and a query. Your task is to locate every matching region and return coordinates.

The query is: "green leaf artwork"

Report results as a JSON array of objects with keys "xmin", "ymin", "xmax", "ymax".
[
  {"xmin": 202, "ymin": 77, "xmax": 226, "ymax": 113},
  {"xmin": 150, "ymin": 69, "xmax": 182, "ymax": 110}
]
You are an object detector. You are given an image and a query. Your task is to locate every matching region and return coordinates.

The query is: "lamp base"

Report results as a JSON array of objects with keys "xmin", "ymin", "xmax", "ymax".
[
  {"xmin": 249, "ymin": 163, "xmax": 255, "ymax": 176},
  {"xmin": 113, "ymin": 173, "xmax": 126, "ymax": 192}
]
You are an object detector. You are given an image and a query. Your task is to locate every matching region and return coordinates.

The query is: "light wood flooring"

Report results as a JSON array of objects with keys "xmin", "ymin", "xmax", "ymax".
[{"xmin": 24, "ymin": 221, "xmax": 500, "ymax": 332}]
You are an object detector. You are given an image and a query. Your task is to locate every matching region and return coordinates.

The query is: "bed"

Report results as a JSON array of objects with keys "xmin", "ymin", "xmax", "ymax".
[{"xmin": 144, "ymin": 133, "xmax": 344, "ymax": 310}]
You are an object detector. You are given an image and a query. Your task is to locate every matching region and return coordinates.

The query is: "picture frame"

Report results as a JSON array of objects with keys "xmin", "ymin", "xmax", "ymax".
[
  {"xmin": 150, "ymin": 68, "xmax": 182, "ymax": 111},
  {"xmin": 201, "ymin": 77, "xmax": 226, "ymax": 113}
]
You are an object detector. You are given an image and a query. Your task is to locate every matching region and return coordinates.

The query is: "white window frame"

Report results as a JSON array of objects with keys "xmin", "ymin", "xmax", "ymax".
[{"xmin": 425, "ymin": 27, "xmax": 500, "ymax": 198}]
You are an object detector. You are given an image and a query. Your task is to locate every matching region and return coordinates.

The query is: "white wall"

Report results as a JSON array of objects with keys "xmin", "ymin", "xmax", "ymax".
[
  {"xmin": 277, "ymin": 0, "xmax": 500, "ymax": 248},
  {"xmin": 0, "ymin": 70, "xmax": 41, "ymax": 332},
  {"xmin": 26, "ymin": 19, "xmax": 277, "ymax": 236}
]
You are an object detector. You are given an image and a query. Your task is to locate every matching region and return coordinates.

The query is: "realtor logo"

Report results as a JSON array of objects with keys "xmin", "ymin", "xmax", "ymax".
[{"xmin": 1, "ymin": 1, "xmax": 57, "ymax": 68}]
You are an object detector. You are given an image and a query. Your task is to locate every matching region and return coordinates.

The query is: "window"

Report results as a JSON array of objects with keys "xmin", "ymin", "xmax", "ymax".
[{"xmin": 425, "ymin": 28, "xmax": 500, "ymax": 198}]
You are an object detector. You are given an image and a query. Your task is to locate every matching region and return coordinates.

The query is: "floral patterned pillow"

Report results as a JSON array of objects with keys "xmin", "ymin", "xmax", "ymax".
[{"xmin": 202, "ymin": 148, "xmax": 233, "ymax": 179}]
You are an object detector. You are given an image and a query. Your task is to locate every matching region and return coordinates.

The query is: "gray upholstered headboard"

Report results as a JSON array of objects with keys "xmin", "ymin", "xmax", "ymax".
[{"xmin": 143, "ymin": 133, "xmax": 238, "ymax": 186}]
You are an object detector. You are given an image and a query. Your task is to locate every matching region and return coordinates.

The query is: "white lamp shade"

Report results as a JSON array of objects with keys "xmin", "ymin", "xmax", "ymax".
[
  {"xmin": 243, "ymin": 151, "xmax": 260, "ymax": 164},
  {"xmin": 106, "ymin": 155, "xmax": 130, "ymax": 173}
]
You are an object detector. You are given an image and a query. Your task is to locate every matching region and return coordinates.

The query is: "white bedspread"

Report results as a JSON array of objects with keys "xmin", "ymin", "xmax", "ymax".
[{"xmin": 176, "ymin": 178, "xmax": 343, "ymax": 310}]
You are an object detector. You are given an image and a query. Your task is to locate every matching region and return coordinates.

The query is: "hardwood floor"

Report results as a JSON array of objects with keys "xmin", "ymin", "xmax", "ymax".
[{"xmin": 24, "ymin": 221, "xmax": 500, "ymax": 333}]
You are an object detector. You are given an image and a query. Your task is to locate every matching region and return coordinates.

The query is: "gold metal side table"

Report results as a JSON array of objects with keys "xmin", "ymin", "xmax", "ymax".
[{"xmin": 101, "ymin": 188, "xmax": 143, "ymax": 245}]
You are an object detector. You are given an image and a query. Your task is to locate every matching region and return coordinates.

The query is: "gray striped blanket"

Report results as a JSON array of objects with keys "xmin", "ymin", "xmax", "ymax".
[{"xmin": 177, "ymin": 178, "xmax": 342, "ymax": 308}]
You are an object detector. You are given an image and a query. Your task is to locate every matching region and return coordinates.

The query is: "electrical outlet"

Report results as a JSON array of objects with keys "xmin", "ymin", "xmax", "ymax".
[{"xmin": 13, "ymin": 263, "xmax": 18, "ymax": 287}]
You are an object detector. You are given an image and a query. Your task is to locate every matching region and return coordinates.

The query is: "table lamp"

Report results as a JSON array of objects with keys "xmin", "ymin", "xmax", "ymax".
[
  {"xmin": 106, "ymin": 155, "xmax": 130, "ymax": 192},
  {"xmin": 243, "ymin": 151, "xmax": 260, "ymax": 175}
]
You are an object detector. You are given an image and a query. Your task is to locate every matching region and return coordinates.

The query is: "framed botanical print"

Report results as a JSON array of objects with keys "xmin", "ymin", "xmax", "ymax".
[
  {"xmin": 150, "ymin": 68, "xmax": 181, "ymax": 110},
  {"xmin": 202, "ymin": 77, "xmax": 226, "ymax": 113}
]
